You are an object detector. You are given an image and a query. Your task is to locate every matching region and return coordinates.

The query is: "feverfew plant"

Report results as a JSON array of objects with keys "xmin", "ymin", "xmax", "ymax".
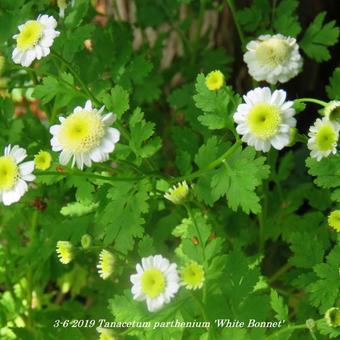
[{"xmin": 0, "ymin": 1, "xmax": 339, "ymax": 339}]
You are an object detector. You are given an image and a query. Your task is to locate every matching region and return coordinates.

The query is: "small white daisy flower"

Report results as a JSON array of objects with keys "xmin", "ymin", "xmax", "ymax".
[
  {"xmin": 0, "ymin": 145, "xmax": 35, "ymax": 206},
  {"xmin": 130, "ymin": 255, "xmax": 180, "ymax": 312},
  {"xmin": 49, "ymin": 100, "xmax": 120, "ymax": 170},
  {"xmin": 307, "ymin": 117, "xmax": 339, "ymax": 161},
  {"xmin": 244, "ymin": 34, "xmax": 303, "ymax": 84},
  {"xmin": 233, "ymin": 87, "xmax": 296, "ymax": 152},
  {"xmin": 12, "ymin": 15, "xmax": 60, "ymax": 67},
  {"xmin": 97, "ymin": 250, "xmax": 115, "ymax": 280}
]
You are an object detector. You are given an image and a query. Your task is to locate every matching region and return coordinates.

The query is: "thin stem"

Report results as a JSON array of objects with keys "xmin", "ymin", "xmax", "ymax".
[
  {"xmin": 51, "ymin": 51, "xmax": 100, "ymax": 106},
  {"xmin": 258, "ymin": 210, "xmax": 265, "ymax": 253},
  {"xmin": 225, "ymin": 0, "xmax": 246, "ymax": 50},
  {"xmin": 265, "ymin": 323, "xmax": 308, "ymax": 339},
  {"xmin": 173, "ymin": 140, "xmax": 241, "ymax": 183},
  {"xmin": 189, "ymin": 291, "xmax": 217, "ymax": 339},
  {"xmin": 185, "ymin": 204, "xmax": 206, "ymax": 262},
  {"xmin": 268, "ymin": 263, "xmax": 292, "ymax": 284},
  {"xmin": 35, "ymin": 170, "xmax": 142, "ymax": 182},
  {"xmin": 295, "ymin": 98, "xmax": 327, "ymax": 107}
]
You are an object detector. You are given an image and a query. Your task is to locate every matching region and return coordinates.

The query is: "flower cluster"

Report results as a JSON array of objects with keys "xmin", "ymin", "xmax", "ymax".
[{"xmin": 130, "ymin": 255, "xmax": 205, "ymax": 312}]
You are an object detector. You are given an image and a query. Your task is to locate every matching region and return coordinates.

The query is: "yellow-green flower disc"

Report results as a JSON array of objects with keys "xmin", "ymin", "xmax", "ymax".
[
  {"xmin": 34, "ymin": 150, "xmax": 52, "ymax": 170},
  {"xmin": 97, "ymin": 250, "xmax": 115, "ymax": 279},
  {"xmin": 205, "ymin": 70, "xmax": 224, "ymax": 91},
  {"xmin": 328, "ymin": 210, "xmax": 340, "ymax": 232},
  {"xmin": 164, "ymin": 181, "xmax": 189, "ymax": 205},
  {"xmin": 180, "ymin": 261, "xmax": 205, "ymax": 290},
  {"xmin": 325, "ymin": 307, "xmax": 340, "ymax": 327},
  {"xmin": 56, "ymin": 241, "xmax": 73, "ymax": 264}
]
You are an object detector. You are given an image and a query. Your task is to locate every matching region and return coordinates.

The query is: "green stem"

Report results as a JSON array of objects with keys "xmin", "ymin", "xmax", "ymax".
[
  {"xmin": 295, "ymin": 98, "xmax": 327, "ymax": 107},
  {"xmin": 51, "ymin": 51, "xmax": 100, "ymax": 106},
  {"xmin": 225, "ymin": 0, "xmax": 246, "ymax": 50},
  {"xmin": 27, "ymin": 210, "xmax": 38, "ymax": 331},
  {"xmin": 173, "ymin": 140, "xmax": 241, "ymax": 183},
  {"xmin": 268, "ymin": 263, "xmax": 292, "ymax": 284},
  {"xmin": 265, "ymin": 323, "xmax": 308, "ymax": 339},
  {"xmin": 258, "ymin": 210, "xmax": 265, "ymax": 253},
  {"xmin": 35, "ymin": 170, "xmax": 142, "ymax": 182},
  {"xmin": 185, "ymin": 204, "xmax": 206, "ymax": 262}
]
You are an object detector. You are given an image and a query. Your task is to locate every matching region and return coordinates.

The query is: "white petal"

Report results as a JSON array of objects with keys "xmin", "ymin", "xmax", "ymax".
[
  {"xmin": 59, "ymin": 150, "xmax": 72, "ymax": 165},
  {"xmin": 102, "ymin": 112, "xmax": 116, "ymax": 126},
  {"xmin": 19, "ymin": 161, "xmax": 34, "ymax": 176}
]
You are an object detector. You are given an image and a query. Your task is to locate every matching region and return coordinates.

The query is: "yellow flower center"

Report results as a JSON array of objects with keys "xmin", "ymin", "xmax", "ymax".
[
  {"xmin": 315, "ymin": 124, "xmax": 337, "ymax": 151},
  {"xmin": 205, "ymin": 70, "xmax": 224, "ymax": 91},
  {"xmin": 17, "ymin": 21, "xmax": 43, "ymax": 51},
  {"xmin": 0, "ymin": 156, "xmax": 19, "ymax": 190},
  {"xmin": 255, "ymin": 38, "xmax": 291, "ymax": 66},
  {"xmin": 328, "ymin": 210, "xmax": 340, "ymax": 232},
  {"xmin": 181, "ymin": 262, "xmax": 204, "ymax": 289},
  {"xmin": 34, "ymin": 151, "xmax": 52, "ymax": 171},
  {"xmin": 247, "ymin": 103, "xmax": 282, "ymax": 139},
  {"xmin": 58, "ymin": 111, "xmax": 105, "ymax": 154},
  {"xmin": 56, "ymin": 241, "xmax": 73, "ymax": 264},
  {"xmin": 141, "ymin": 268, "xmax": 165, "ymax": 298},
  {"xmin": 99, "ymin": 251, "xmax": 115, "ymax": 278}
]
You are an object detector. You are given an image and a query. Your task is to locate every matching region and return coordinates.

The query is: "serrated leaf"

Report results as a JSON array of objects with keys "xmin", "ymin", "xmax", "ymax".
[
  {"xmin": 211, "ymin": 146, "xmax": 270, "ymax": 214},
  {"xmin": 102, "ymin": 86, "xmax": 130, "ymax": 119},
  {"xmin": 326, "ymin": 67, "xmax": 340, "ymax": 100},
  {"xmin": 301, "ymin": 12, "xmax": 339, "ymax": 62},
  {"xmin": 96, "ymin": 180, "xmax": 150, "ymax": 254}
]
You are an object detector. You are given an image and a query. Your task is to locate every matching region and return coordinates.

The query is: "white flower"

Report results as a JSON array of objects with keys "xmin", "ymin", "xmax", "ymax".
[
  {"xmin": 130, "ymin": 255, "xmax": 180, "ymax": 312},
  {"xmin": 233, "ymin": 87, "xmax": 296, "ymax": 152},
  {"xmin": 0, "ymin": 145, "xmax": 35, "ymax": 206},
  {"xmin": 12, "ymin": 15, "xmax": 60, "ymax": 67},
  {"xmin": 307, "ymin": 117, "xmax": 339, "ymax": 161},
  {"xmin": 244, "ymin": 34, "xmax": 303, "ymax": 84},
  {"xmin": 50, "ymin": 100, "xmax": 120, "ymax": 170},
  {"xmin": 97, "ymin": 250, "xmax": 115, "ymax": 280}
]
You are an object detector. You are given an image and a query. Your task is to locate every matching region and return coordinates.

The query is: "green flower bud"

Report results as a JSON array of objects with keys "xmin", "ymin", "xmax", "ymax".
[{"xmin": 81, "ymin": 234, "xmax": 92, "ymax": 249}]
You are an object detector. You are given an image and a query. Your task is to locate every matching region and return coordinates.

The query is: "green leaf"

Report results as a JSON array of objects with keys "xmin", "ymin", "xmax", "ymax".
[
  {"xmin": 33, "ymin": 73, "xmax": 80, "ymax": 106},
  {"xmin": 301, "ymin": 12, "xmax": 339, "ymax": 62},
  {"xmin": 270, "ymin": 289, "xmax": 288, "ymax": 321},
  {"xmin": 273, "ymin": 0, "xmax": 301, "ymax": 36},
  {"xmin": 129, "ymin": 107, "xmax": 161, "ymax": 160},
  {"xmin": 60, "ymin": 201, "xmax": 98, "ymax": 217},
  {"xmin": 194, "ymin": 137, "xmax": 219, "ymax": 169},
  {"xmin": 101, "ymin": 86, "xmax": 130, "ymax": 119},
  {"xmin": 211, "ymin": 146, "xmax": 270, "ymax": 214},
  {"xmin": 96, "ymin": 179, "xmax": 150, "ymax": 254},
  {"xmin": 289, "ymin": 231, "xmax": 325, "ymax": 268},
  {"xmin": 193, "ymin": 73, "xmax": 240, "ymax": 130},
  {"xmin": 237, "ymin": 0, "xmax": 270, "ymax": 33},
  {"xmin": 306, "ymin": 245, "xmax": 340, "ymax": 312},
  {"xmin": 326, "ymin": 67, "xmax": 340, "ymax": 100},
  {"xmin": 306, "ymin": 155, "xmax": 340, "ymax": 189}
]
